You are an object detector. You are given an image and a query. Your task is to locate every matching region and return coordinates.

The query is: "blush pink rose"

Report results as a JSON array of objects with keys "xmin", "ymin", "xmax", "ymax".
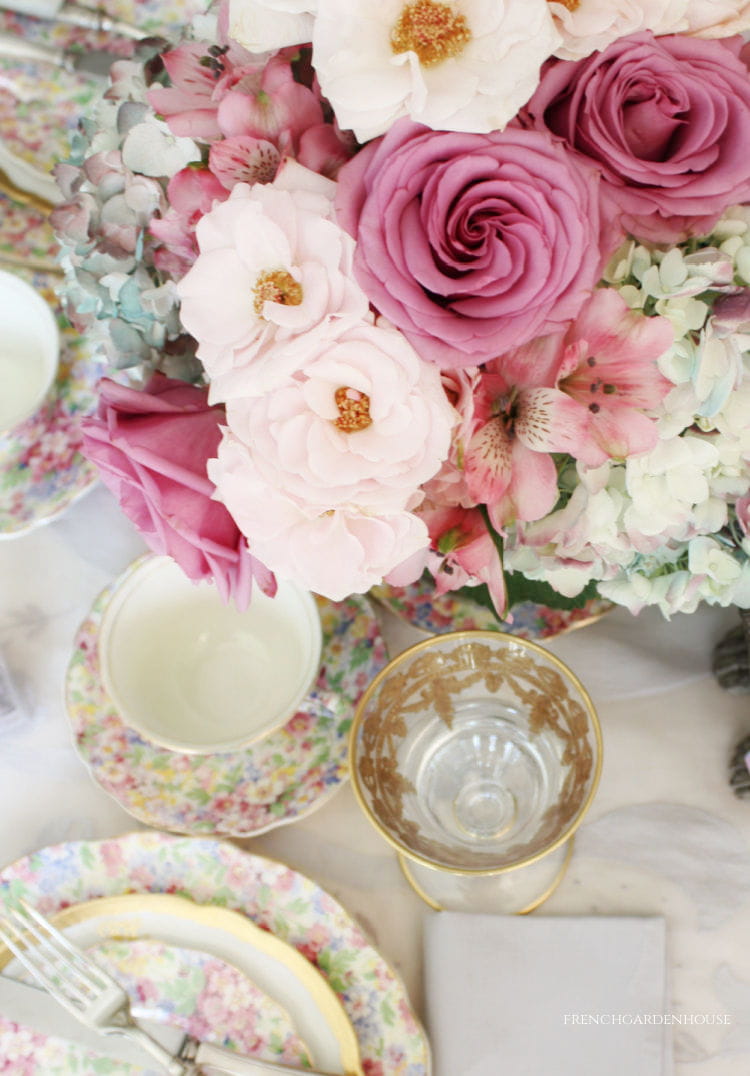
[
  {"xmin": 334, "ymin": 120, "xmax": 602, "ymax": 369},
  {"xmin": 209, "ymin": 318, "xmax": 456, "ymax": 598},
  {"xmin": 80, "ymin": 374, "xmax": 275, "ymax": 609},
  {"xmin": 525, "ymin": 32, "xmax": 750, "ymax": 242}
]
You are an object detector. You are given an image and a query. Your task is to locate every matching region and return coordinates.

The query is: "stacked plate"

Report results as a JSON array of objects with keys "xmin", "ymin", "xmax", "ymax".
[{"xmin": 0, "ymin": 831, "xmax": 431, "ymax": 1073}]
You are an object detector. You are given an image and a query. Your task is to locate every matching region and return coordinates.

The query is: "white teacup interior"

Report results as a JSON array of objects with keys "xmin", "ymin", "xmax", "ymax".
[
  {"xmin": 0, "ymin": 271, "xmax": 59, "ymax": 434},
  {"xmin": 100, "ymin": 557, "xmax": 322, "ymax": 752}
]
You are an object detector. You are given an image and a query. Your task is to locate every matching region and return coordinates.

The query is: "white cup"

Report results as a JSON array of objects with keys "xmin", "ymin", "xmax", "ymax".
[
  {"xmin": 99, "ymin": 555, "xmax": 323, "ymax": 753},
  {"xmin": 0, "ymin": 270, "xmax": 59, "ymax": 436}
]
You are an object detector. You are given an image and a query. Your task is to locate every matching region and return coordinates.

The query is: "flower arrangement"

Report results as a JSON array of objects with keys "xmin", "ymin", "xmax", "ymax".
[{"xmin": 53, "ymin": 0, "xmax": 750, "ymax": 620}]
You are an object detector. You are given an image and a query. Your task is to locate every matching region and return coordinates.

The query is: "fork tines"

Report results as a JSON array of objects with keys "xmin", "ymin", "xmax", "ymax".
[{"xmin": 0, "ymin": 898, "xmax": 112, "ymax": 1012}]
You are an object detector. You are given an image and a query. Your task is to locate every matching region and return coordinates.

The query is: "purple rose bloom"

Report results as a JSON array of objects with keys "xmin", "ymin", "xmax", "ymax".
[
  {"xmin": 524, "ymin": 32, "xmax": 750, "ymax": 243},
  {"xmin": 334, "ymin": 121, "xmax": 602, "ymax": 369}
]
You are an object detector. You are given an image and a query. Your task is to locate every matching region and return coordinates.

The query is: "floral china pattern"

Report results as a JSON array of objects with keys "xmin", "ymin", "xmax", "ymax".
[
  {"xmin": 0, "ymin": 832, "xmax": 431, "ymax": 1075},
  {"xmin": 0, "ymin": 0, "xmax": 210, "ymax": 180},
  {"xmin": 370, "ymin": 579, "xmax": 613, "ymax": 640},
  {"xmin": 66, "ymin": 575, "xmax": 388, "ymax": 836},
  {"xmin": 0, "ymin": 194, "xmax": 59, "ymax": 267},
  {"xmin": 0, "ymin": 937, "xmax": 310, "ymax": 1074},
  {"xmin": 0, "ymin": 263, "xmax": 100, "ymax": 537}
]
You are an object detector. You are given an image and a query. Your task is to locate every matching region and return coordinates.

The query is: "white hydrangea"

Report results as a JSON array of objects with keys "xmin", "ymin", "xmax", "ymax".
[
  {"xmin": 623, "ymin": 433, "xmax": 726, "ymax": 541},
  {"xmin": 598, "ymin": 566, "xmax": 705, "ymax": 617},
  {"xmin": 688, "ymin": 536, "xmax": 744, "ymax": 605}
]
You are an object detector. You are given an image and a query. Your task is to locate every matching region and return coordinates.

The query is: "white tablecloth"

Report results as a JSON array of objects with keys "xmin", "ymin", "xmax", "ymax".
[{"xmin": 1, "ymin": 482, "xmax": 750, "ymax": 1075}]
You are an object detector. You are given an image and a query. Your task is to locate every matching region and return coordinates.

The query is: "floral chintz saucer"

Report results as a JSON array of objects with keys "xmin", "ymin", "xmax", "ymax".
[
  {"xmin": 0, "ymin": 213, "xmax": 100, "ymax": 537},
  {"xmin": 371, "ymin": 577, "xmax": 613, "ymax": 640},
  {"xmin": 66, "ymin": 573, "xmax": 388, "ymax": 836}
]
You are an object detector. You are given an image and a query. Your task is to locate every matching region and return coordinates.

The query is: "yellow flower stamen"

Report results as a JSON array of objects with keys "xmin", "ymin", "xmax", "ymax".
[
  {"xmin": 334, "ymin": 387, "xmax": 372, "ymax": 433},
  {"xmin": 252, "ymin": 270, "xmax": 303, "ymax": 318},
  {"xmin": 390, "ymin": 1, "xmax": 471, "ymax": 67}
]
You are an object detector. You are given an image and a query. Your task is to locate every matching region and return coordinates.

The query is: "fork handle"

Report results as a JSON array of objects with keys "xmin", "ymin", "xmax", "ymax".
[
  {"xmin": 106, "ymin": 1027, "xmax": 190, "ymax": 1076},
  {"xmin": 194, "ymin": 1044, "xmax": 336, "ymax": 1075}
]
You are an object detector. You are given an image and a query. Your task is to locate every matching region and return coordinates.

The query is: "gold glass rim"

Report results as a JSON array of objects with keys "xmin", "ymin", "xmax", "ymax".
[{"xmin": 349, "ymin": 628, "xmax": 603, "ymax": 878}]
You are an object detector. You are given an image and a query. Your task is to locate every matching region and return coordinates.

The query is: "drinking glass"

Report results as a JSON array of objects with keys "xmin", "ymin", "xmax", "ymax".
[{"xmin": 349, "ymin": 630, "xmax": 602, "ymax": 913}]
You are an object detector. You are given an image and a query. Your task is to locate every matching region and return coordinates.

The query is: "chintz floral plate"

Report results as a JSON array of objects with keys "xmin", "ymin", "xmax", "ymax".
[
  {"xmin": 0, "ymin": 934, "xmax": 314, "ymax": 1075},
  {"xmin": 0, "ymin": 892, "xmax": 360, "ymax": 1074},
  {"xmin": 0, "ymin": 233, "xmax": 101, "ymax": 538},
  {"xmin": 371, "ymin": 578, "xmax": 613, "ymax": 640},
  {"xmin": 0, "ymin": 832, "xmax": 431, "ymax": 1075},
  {"xmin": 66, "ymin": 574, "xmax": 388, "ymax": 836}
]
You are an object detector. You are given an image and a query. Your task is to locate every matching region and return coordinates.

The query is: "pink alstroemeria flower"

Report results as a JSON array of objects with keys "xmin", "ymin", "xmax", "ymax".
[
  {"xmin": 550, "ymin": 288, "xmax": 674, "ymax": 465},
  {"xmin": 149, "ymin": 43, "xmax": 324, "ymax": 148},
  {"xmin": 463, "ymin": 356, "xmax": 582, "ymax": 530},
  {"xmin": 463, "ymin": 289, "xmax": 673, "ymax": 529},
  {"xmin": 424, "ymin": 506, "xmax": 507, "ymax": 617}
]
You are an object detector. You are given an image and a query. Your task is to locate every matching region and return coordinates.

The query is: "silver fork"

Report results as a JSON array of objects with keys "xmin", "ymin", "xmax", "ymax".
[{"xmin": 0, "ymin": 898, "xmax": 192, "ymax": 1074}]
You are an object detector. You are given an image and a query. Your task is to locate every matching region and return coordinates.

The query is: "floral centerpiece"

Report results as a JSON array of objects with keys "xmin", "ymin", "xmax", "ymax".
[{"xmin": 52, "ymin": 0, "xmax": 750, "ymax": 627}]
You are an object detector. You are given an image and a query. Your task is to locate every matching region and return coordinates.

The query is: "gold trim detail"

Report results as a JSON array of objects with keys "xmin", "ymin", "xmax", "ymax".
[
  {"xmin": 350, "ymin": 629, "xmax": 602, "ymax": 877},
  {"xmin": 398, "ymin": 837, "xmax": 575, "ymax": 913},
  {"xmin": 0, "ymin": 892, "xmax": 363, "ymax": 1076}
]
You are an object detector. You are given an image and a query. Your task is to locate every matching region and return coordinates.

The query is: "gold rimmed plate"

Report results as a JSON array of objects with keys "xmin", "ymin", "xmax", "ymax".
[{"xmin": 0, "ymin": 892, "xmax": 362, "ymax": 1075}]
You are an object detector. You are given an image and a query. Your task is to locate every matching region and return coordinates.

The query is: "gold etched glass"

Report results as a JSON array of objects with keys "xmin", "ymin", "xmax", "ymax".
[{"xmin": 350, "ymin": 630, "xmax": 602, "ymax": 913}]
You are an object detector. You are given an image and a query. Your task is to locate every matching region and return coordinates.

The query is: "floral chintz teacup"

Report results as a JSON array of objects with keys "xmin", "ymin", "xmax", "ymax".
[
  {"xmin": 0, "ymin": 271, "xmax": 59, "ymax": 447},
  {"xmin": 98, "ymin": 555, "xmax": 323, "ymax": 753}
]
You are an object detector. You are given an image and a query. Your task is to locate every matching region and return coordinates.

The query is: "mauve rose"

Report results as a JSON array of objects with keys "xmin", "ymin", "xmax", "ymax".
[
  {"xmin": 334, "ymin": 121, "xmax": 602, "ymax": 368},
  {"xmin": 524, "ymin": 32, "xmax": 750, "ymax": 243},
  {"xmin": 81, "ymin": 374, "xmax": 275, "ymax": 609}
]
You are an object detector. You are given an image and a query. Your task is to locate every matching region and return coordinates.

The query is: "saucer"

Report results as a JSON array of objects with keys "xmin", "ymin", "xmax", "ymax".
[
  {"xmin": 66, "ymin": 573, "xmax": 388, "ymax": 836},
  {"xmin": 0, "ymin": 260, "xmax": 100, "ymax": 537},
  {"xmin": 371, "ymin": 577, "xmax": 613, "ymax": 640}
]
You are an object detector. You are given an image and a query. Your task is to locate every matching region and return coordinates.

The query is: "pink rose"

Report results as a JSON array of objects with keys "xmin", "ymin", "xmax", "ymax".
[
  {"xmin": 335, "ymin": 120, "xmax": 602, "ymax": 368},
  {"xmin": 525, "ymin": 32, "xmax": 750, "ymax": 242},
  {"xmin": 80, "ymin": 374, "xmax": 275, "ymax": 609},
  {"xmin": 209, "ymin": 318, "xmax": 456, "ymax": 598}
]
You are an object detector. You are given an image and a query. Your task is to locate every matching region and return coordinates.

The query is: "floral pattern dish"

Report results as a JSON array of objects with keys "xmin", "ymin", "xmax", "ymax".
[
  {"xmin": 0, "ymin": 831, "xmax": 431, "ymax": 1075},
  {"xmin": 370, "ymin": 578, "xmax": 613, "ymax": 640},
  {"xmin": 0, "ymin": 936, "xmax": 310, "ymax": 1075},
  {"xmin": 66, "ymin": 565, "xmax": 388, "ymax": 836},
  {"xmin": 0, "ymin": 257, "xmax": 101, "ymax": 538},
  {"xmin": 0, "ymin": 0, "xmax": 209, "ymax": 184}
]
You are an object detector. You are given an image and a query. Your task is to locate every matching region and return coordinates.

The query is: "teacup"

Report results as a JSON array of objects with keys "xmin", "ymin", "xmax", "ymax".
[
  {"xmin": 99, "ymin": 555, "xmax": 323, "ymax": 753},
  {"xmin": 350, "ymin": 630, "xmax": 602, "ymax": 913},
  {"xmin": 0, "ymin": 271, "xmax": 59, "ymax": 439}
]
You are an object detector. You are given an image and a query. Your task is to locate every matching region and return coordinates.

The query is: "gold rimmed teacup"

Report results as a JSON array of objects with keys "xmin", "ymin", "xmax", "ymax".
[{"xmin": 349, "ymin": 630, "xmax": 602, "ymax": 913}]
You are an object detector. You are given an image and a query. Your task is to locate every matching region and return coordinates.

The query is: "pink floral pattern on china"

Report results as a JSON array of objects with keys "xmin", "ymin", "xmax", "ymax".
[
  {"xmin": 371, "ymin": 578, "xmax": 613, "ymax": 639},
  {"xmin": 0, "ymin": 258, "xmax": 100, "ymax": 536},
  {"xmin": 0, "ymin": 832, "xmax": 430, "ymax": 1075},
  {"xmin": 0, "ymin": 0, "xmax": 209, "ymax": 180},
  {"xmin": 66, "ymin": 572, "xmax": 388, "ymax": 835},
  {"xmin": 0, "ymin": 937, "xmax": 310, "ymax": 1074}
]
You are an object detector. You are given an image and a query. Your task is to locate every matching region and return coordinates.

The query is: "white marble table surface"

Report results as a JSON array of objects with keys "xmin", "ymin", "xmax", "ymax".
[{"xmin": 1, "ymin": 482, "xmax": 750, "ymax": 1074}]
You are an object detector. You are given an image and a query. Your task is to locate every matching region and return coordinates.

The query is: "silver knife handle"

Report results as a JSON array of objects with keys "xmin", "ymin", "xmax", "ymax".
[
  {"xmin": 0, "ymin": 31, "xmax": 69, "ymax": 69},
  {"xmin": 194, "ymin": 1042, "xmax": 335, "ymax": 1076}
]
